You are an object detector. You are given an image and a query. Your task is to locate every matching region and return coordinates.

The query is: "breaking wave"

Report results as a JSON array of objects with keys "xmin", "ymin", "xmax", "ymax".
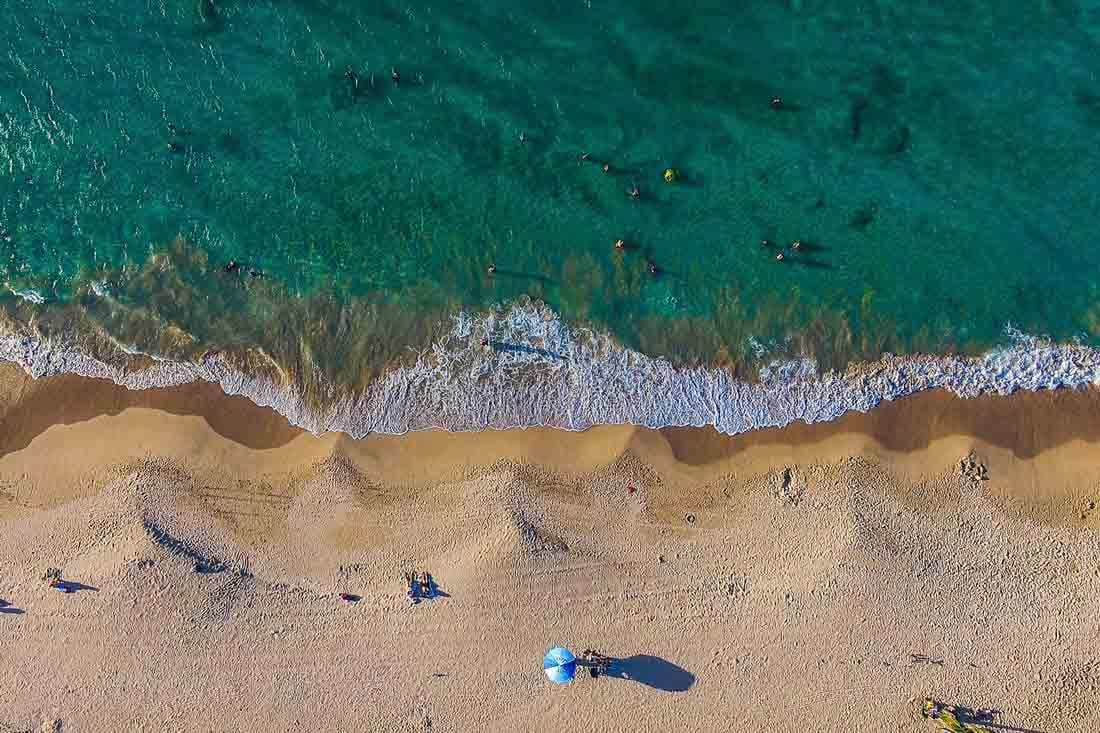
[{"xmin": 2, "ymin": 301, "xmax": 1098, "ymax": 437}]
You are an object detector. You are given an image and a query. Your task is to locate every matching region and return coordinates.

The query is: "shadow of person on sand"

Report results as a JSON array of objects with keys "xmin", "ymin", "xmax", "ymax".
[
  {"xmin": 604, "ymin": 654, "xmax": 695, "ymax": 692},
  {"xmin": 924, "ymin": 698, "xmax": 1048, "ymax": 733},
  {"xmin": 0, "ymin": 599, "xmax": 25, "ymax": 614}
]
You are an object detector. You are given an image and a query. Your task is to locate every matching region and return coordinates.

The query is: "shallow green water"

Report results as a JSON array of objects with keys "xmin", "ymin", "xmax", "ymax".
[{"xmin": 3, "ymin": 0, "xmax": 1100, "ymax": 380}]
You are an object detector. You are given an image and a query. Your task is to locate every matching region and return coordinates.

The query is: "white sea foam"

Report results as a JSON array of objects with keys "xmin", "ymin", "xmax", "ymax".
[
  {"xmin": 2, "ymin": 301, "xmax": 1099, "ymax": 437},
  {"xmin": 5, "ymin": 284, "xmax": 46, "ymax": 304}
]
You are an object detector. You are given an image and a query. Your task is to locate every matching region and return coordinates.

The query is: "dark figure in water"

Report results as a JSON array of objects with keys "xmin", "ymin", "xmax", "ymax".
[
  {"xmin": 613, "ymin": 238, "xmax": 627, "ymax": 250},
  {"xmin": 167, "ymin": 141, "xmax": 185, "ymax": 154},
  {"xmin": 167, "ymin": 122, "xmax": 191, "ymax": 137},
  {"xmin": 628, "ymin": 184, "xmax": 640, "ymax": 200},
  {"xmin": 646, "ymin": 260, "xmax": 659, "ymax": 276},
  {"xmin": 224, "ymin": 260, "xmax": 263, "ymax": 278},
  {"xmin": 343, "ymin": 66, "xmax": 361, "ymax": 96},
  {"xmin": 760, "ymin": 239, "xmax": 771, "ymax": 248},
  {"xmin": 519, "ymin": 131, "xmax": 527, "ymax": 144},
  {"xmin": 197, "ymin": 0, "xmax": 218, "ymax": 24},
  {"xmin": 391, "ymin": 67, "xmax": 401, "ymax": 85},
  {"xmin": 579, "ymin": 152, "xmax": 591, "ymax": 162},
  {"xmin": 487, "ymin": 264, "xmax": 497, "ymax": 275},
  {"xmin": 770, "ymin": 97, "xmax": 783, "ymax": 109}
]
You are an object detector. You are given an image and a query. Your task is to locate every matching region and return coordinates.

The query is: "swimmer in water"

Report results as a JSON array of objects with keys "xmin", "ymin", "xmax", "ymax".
[
  {"xmin": 223, "ymin": 260, "xmax": 262, "ymax": 277},
  {"xmin": 646, "ymin": 260, "xmax": 659, "ymax": 275},
  {"xmin": 628, "ymin": 184, "xmax": 640, "ymax": 200},
  {"xmin": 775, "ymin": 252, "xmax": 785, "ymax": 262},
  {"xmin": 791, "ymin": 239, "xmax": 802, "ymax": 250},
  {"xmin": 167, "ymin": 141, "xmax": 185, "ymax": 153},
  {"xmin": 760, "ymin": 239, "xmax": 772, "ymax": 248},
  {"xmin": 770, "ymin": 97, "xmax": 783, "ymax": 109},
  {"xmin": 487, "ymin": 264, "xmax": 497, "ymax": 275},
  {"xmin": 602, "ymin": 163, "xmax": 611, "ymax": 174},
  {"xmin": 167, "ymin": 122, "xmax": 191, "ymax": 137},
  {"xmin": 519, "ymin": 131, "xmax": 527, "ymax": 143},
  {"xmin": 614, "ymin": 238, "xmax": 627, "ymax": 250},
  {"xmin": 343, "ymin": 66, "xmax": 360, "ymax": 95},
  {"xmin": 580, "ymin": 152, "xmax": 591, "ymax": 162},
  {"xmin": 391, "ymin": 67, "xmax": 401, "ymax": 85}
]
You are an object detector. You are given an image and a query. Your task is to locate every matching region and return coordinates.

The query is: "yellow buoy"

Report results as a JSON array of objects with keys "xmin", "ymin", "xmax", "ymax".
[{"xmin": 663, "ymin": 168, "xmax": 679, "ymax": 183}]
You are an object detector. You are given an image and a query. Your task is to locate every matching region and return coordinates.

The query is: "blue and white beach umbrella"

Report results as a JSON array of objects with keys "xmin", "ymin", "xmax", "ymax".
[{"xmin": 543, "ymin": 646, "xmax": 577, "ymax": 684}]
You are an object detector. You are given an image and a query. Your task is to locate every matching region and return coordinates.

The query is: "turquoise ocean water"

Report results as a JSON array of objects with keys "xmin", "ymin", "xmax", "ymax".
[{"xmin": 2, "ymin": 1, "xmax": 1100, "ymax": 432}]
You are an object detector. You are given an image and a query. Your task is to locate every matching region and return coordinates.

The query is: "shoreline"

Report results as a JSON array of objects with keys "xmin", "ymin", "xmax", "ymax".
[
  {"xmin": 1, "ymin": 362, "xmax": 1098, "ymax": 530},
  {"xmin": 4, "ymin": 302, "xmax": 1100, "ymax": 442}
]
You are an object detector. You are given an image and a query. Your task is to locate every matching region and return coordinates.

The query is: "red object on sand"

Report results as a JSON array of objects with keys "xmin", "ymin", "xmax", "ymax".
[
  {"xmin": 627, "ymin": 485, "xmax": 637, "ymax": 494},
  {"xmin": 339, "ymin": 593, "xmax": 354, "ymax": 602}
]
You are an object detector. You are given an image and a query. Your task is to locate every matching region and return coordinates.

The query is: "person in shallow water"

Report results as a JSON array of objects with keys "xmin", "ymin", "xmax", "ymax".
[
  {"xmin": 391, "ymin": 67, "xmax": 400, "ymax": 84},
  {"xmin": 628, "ymin": 184, "xmax": 641, "ymax": 200}
]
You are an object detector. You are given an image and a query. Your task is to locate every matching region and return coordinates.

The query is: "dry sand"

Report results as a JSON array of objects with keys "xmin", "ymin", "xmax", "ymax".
[{"xmin": 1, "ymin": 363, "xmax": 1098, "ymax": 731}]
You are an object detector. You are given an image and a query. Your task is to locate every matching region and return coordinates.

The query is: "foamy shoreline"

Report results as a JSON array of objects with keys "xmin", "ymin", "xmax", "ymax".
[{"xmin": 2, "ymin": 303, "xmax": 1099, "ymax": 438}]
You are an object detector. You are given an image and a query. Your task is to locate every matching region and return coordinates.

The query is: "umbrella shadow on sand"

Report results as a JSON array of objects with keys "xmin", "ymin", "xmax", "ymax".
[{"xmin": 603, "ymin": 655, "xmax": 695, "ymax": 692}]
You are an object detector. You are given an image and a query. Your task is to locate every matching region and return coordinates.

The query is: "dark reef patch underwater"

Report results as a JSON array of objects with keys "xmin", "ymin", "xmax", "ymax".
[{"xmin": 2, "ymin": 1, "xmax": 1100, "ymax": 433}]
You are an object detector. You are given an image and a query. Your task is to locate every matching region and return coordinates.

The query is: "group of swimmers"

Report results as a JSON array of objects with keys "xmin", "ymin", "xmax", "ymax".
[
  {"xmin": 223, "ymin": 259, "xmax": 264, "ymax": 278},
  {"xmin": 342, "ymin": 65, "xmax": 403, "ymax": 99},
  {"xmin": 206, "ymin": 82, "xmax": 803, "ymax": 284},
  {"xmin": 762, "ymin": 238, "xmax": 802, "ymax": 261},
  {"xmin": 486, "ymin": 133, "xmax": 806, "ymax": 279},
  {"xmin": 165, "ymin": 120, "xmax": 192, "ymax": 154}
]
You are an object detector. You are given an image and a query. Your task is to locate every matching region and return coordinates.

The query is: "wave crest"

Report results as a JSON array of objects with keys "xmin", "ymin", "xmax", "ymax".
[{"xmin": 2, "ymin": 301, "xmax": 1098, "ymax": 437}]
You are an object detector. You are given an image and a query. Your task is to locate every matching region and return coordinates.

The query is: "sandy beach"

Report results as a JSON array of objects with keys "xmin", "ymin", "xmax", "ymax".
[{"xmin": 1, "ymin": 362, "xmax": 1098, "ymax": 731}]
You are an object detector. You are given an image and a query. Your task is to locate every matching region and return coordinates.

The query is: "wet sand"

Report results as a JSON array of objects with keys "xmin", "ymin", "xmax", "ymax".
[{"xmin": 1, "ymin": 363, "xmax": 1098, "ymax": 731}]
